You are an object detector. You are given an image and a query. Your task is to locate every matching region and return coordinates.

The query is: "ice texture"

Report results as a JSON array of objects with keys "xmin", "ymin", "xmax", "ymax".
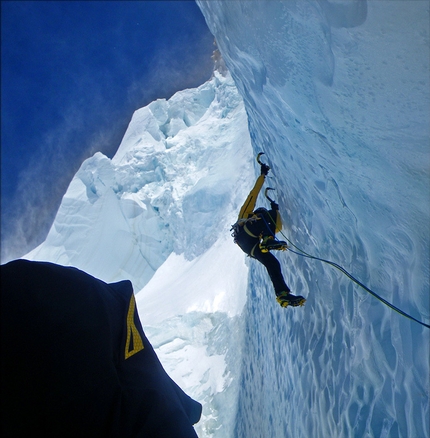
[{"xmin": 197, "ymin": 1, "xmax": 429, "ymax": 437}]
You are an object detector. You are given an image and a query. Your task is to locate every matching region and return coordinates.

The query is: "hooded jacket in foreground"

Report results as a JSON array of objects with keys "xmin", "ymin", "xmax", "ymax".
[{"xmin": 1, "ymin": 259, "xmax": 201, "ymax": 438}]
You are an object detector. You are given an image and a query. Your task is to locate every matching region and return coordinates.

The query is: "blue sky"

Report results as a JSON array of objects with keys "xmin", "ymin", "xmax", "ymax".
[{"xmin": 1, "ymin": 1, "xmax": 215, "ymax": 262}]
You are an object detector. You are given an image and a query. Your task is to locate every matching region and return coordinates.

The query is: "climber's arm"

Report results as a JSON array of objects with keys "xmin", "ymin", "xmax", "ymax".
[
  {"xmin": 238, "ymin": 175, "xmax": 265, "ymax": 220},
  {"xmin": 274, "ymin": 210, "xmax": 283, "ymax": 233}
]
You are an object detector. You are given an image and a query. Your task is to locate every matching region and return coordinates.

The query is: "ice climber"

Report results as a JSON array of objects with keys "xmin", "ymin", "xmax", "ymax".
[{"xmin": 231, "ymin": 155, "xmax": 306, "ymax": 308}]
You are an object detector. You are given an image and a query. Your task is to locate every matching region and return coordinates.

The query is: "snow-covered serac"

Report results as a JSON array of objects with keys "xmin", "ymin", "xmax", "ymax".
[
  {"xmin": 25, "ymin": 72, "xmax": 254, "ymax": 437},
  {"xmin": 26, "ymin": 72, "xmax": 250, "ymax": 290},
  {"xmin": 197, "ymin": 1, "xmax": 429, "ymax": 437}
]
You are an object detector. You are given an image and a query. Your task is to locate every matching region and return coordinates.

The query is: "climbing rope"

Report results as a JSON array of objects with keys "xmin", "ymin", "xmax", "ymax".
[{"xmin": 261, "ymin": 208, "xmax": 430, "ymax": 329}]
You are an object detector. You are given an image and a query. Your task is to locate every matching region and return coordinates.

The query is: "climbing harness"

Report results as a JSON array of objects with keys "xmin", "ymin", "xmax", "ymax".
[
  {"xmin": 230, "ymin": 217, "xmax": 270, "ymax": 258},
  {"xmin": 230, "ymin": 217, "xmax": 259, "ymax": 242}
]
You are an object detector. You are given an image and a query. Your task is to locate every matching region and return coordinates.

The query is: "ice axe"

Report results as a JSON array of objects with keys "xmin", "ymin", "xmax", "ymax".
[
  {"xmin": 256, "ymin": 152, "xmax": 269, "ymax": 167},
  {"xmin": 264, "ymin": 187, "xmax": 276, "ymax": 203},
  {"xmin": 257, "ymin": 151, "xmax": 271, "ymax": 177}
]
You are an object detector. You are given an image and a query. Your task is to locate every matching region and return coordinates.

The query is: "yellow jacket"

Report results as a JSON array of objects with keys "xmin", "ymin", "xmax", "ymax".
[{"xmin": 238, "ymin": 175, "xmax": 283, "ymax": 233}]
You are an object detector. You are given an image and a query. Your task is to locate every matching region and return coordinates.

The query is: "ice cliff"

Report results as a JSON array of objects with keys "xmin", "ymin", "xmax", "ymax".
[{"xmin": 197, "ymin": 1, "xmax": 429, "ymax": 437}]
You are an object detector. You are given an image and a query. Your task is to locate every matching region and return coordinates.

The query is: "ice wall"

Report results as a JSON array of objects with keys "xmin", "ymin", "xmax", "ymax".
[{"xmin": 197, "ymin": 1, "xmax": 429, "ymax": 437}]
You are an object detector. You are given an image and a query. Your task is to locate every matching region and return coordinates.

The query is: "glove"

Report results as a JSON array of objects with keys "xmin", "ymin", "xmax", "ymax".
[
  {"xmin": 270, "ymin": 201, "xmax": 279, "ymax": 211},
  {"xmin": 260, "ymin": 163, "xmax": 270, "ymax": 176}
]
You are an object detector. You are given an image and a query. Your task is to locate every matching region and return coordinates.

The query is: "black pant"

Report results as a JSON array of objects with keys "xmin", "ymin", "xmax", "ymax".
[{"xmin": 235, "ymin": 230, "xmax": 290, "ymax": 295}]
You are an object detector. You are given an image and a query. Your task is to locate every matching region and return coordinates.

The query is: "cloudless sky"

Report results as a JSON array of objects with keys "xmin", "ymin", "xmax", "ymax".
[{"xmin": 1, "ymin": 1, "xmax": 215, "ymax": 262}]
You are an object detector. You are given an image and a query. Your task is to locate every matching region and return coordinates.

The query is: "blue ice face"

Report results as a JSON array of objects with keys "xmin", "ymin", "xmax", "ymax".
[{"xmin": 198, "ymin": 1, "xmax": 429, "ymax": 437}]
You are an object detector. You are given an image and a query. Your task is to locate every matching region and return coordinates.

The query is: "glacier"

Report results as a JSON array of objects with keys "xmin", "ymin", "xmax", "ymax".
[
  {"xmin": 22, "ymin": 1, "xmax": 429, "ymax": 437},
  {"xmin": 25, "ymin": 71, "xmax": 254, "ymax": 437}
]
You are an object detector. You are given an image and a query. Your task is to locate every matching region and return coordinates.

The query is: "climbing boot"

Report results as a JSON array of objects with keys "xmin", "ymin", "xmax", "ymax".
[
  {"xmin": 276, "ymin": 291, "xmax": 306, "ymax": 308},
  {"xmin": 260, "ymin": 236, "xmax": 288, "ymax": 253}
]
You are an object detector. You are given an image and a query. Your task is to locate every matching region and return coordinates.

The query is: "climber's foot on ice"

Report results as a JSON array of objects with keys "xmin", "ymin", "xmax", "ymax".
[
  {"xmin": 276, "ymin": 291, "xmax": 306, "ymax": 308},
  {"xmin": 260, "ymin": 240, "xmax": 288, "ymax": 253}
]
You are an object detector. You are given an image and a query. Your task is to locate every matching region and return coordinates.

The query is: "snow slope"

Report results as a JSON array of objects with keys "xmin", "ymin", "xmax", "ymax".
[{"xmin": 197, "ymin": 1, "xmax": 429, "ymax": 437}]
